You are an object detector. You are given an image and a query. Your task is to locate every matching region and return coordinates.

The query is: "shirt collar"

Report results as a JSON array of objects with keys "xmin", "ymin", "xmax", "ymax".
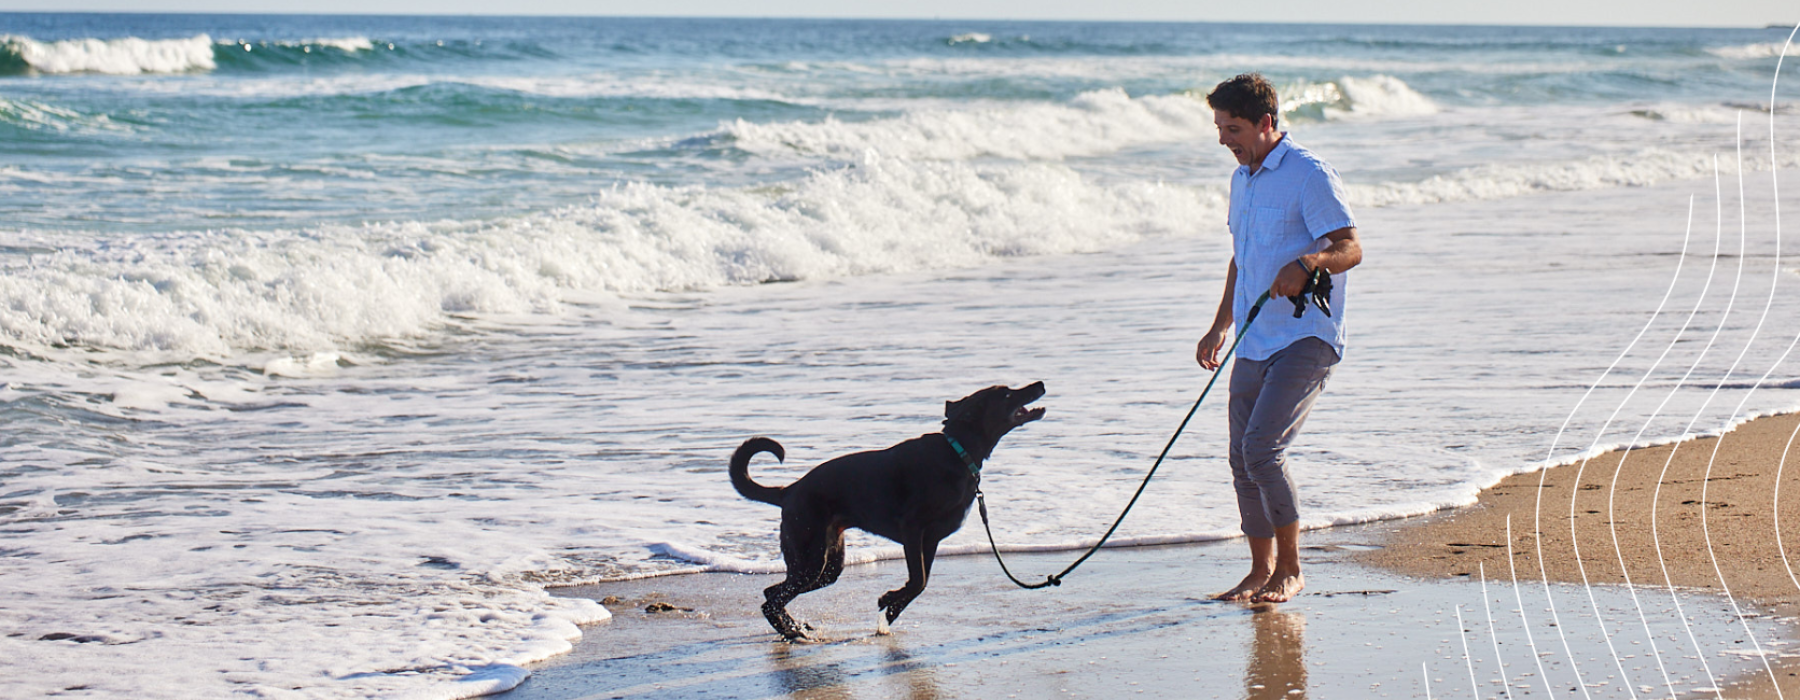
[{"xmin": 1239, "ymin": 132, "xmax": 1293, "ymax": 177}]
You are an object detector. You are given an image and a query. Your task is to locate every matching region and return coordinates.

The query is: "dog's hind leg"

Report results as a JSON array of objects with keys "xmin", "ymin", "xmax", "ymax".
[
  {"xmin": 809, "ymin": 528, "xmax": 847, "ymax": 591},
  {"xmin": 761, "ymin": 579, "xmax": 811, "ymax": 641},
  {"xmin": 762, "ymin": 518, "xmax": 837, "ymax": 640},
  {"xmin": 877, "ymin": 534, "xmax": 938, "ymax": 625}
]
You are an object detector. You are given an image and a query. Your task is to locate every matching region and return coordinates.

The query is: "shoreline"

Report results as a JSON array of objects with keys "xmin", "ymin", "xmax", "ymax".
[
  {"xmin": 514, "ymin": 521, "xmax": 1793, "ymax": 699},
  {"xmin": 510, "ymin": 414, "xmax": 1800, "ymax": 699},
  {"xmin": 1359, "ymin": 411, "xmax": 1800, "ymax": 697},
  {"xmin": 576, "ymin": 407, "xmax": 1800, "ymax": 591}
]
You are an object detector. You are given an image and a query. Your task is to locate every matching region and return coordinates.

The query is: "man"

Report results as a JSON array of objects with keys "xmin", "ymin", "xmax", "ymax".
[{"xmin": 1195, "ymin": 73, "xmax": 1362, "ymax": 604}]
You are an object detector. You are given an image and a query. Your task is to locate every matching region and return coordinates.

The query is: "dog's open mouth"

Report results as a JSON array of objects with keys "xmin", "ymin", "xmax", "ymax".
[
  {"xmin": 1011, "ymin": 395, "xmax": 1046, "ymax": 425},
  {"xmin": 1009, "ymin": 381, "xmax": 1047, "ymax": 425}
]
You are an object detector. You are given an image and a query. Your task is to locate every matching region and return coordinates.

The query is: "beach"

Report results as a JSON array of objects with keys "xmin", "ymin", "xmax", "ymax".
[
  {"xmin": 1363, "ymin": 411, "xmax": 1800, "ymax": 697},
  {"xmin": 3, "ymin": 14, "xmax": 1799, "ymax": 698},
  {"xmin": 508, "ymin": 415, "xmax": 1800, "ymax": 700},
  {"xmin": 517, "ymin": 532, "xmax": 1794, "ymax": 699}
]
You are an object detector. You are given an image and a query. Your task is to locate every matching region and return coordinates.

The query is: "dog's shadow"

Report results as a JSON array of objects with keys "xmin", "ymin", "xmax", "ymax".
[{"xmin": 769, "ymin": 636, "xmax": 942, "ymax": 700}]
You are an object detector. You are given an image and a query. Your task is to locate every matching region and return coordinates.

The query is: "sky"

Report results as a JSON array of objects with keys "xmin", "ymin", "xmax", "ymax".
[{"xmin": 0, "ymin": 0, "xmax": 1791, "ymax": 28}]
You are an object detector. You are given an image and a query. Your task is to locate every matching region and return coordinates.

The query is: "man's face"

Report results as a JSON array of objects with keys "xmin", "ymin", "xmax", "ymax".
[{"xmin": 1214, "ymin": 110, "xmax": 1275, "ymax": 167}]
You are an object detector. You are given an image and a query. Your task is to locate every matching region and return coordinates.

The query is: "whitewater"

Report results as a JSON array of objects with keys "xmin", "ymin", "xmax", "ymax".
[{"xmin": 2, "ymin": 13, "xmax": 1798, "ymax": 699}]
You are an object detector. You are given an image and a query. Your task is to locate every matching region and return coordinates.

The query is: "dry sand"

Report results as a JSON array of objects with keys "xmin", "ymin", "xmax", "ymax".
[{"xmin": 1362, "ymin": 412, "xmax": 1800, "ymax": 697}]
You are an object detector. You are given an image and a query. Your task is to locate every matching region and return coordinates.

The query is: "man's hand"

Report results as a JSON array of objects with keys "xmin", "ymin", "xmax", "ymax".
[
  {"xmin": 1270, "ymin": 260, "xmax": 1310, "ymax": 298},
  {"xmin": 1196, "ymin": 326, "xmax": 1231, "ymax": 370}
]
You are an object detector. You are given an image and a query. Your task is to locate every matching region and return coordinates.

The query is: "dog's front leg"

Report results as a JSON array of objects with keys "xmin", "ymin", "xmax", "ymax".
[{"xmin": 877, "ymin": 534, "xmax": 934, "ymax": 624}]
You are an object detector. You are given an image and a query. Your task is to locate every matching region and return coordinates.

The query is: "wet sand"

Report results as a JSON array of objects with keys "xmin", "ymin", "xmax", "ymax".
[
  {"xmin": 499, "ymin": 529, "xmax": 1786, "ymax": 699},
  {"xmin": 1362, "ymin": 412, "xmax": 1800, "ymax": 698}
]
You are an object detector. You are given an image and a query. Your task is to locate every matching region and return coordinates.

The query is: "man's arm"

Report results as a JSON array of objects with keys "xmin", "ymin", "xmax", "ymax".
[
  {"xmin": 1270, "ymin": 226, "xmax": 1360, "ymax": 297},
  {"xmin": 1196, "ymin": 259, "xmax": 1237, "ymax": 370}
]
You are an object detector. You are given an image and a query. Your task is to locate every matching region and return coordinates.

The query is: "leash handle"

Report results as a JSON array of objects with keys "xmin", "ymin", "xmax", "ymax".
[{"xmin": 980, "ymin": 292, "xmax": 1271, "ymax": 589}]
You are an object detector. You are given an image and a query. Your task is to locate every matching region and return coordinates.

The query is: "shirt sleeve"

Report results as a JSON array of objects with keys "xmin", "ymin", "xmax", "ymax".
[{"xmin": 1302, "ymin": 165, "xmax": 1356, "ymax": 239}]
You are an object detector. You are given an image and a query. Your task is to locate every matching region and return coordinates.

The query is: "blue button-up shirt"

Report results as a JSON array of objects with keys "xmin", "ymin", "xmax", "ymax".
[{"xmin": 1228, "ymin": 134, "xmax": 1356, "ymax": 362}]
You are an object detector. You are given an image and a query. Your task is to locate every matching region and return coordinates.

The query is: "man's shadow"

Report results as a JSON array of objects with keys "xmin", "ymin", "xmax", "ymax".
[{"xmin": 1245, "ymin": 605, "xmax": 1307, "ymax": 700}]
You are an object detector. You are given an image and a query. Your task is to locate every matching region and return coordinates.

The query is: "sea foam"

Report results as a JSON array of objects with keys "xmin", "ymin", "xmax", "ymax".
[
  {"xmin": 727, "ymin": 89, "xmax": 1215, "ymax": 161},
  {"xmin": 284, "ymin": 36, "xmax": 375, "ymax": 52},
  {"xmin": 0, "ymin": 34, "xmax": 215, "ymax": 74},
  {"xmin": 0, "ymin": 98, "xmax": 123, "ymax": 133},
  {"xmin": 726, "ymin": 79, "xmax": 1436, "ymax": 163},
  {"xmin": 1347, "ymin": 146, "xmax": 1800, "ymax": 207},
  {"xmin": 0, "ymin": 157, "xmax": 1221, "ymax": 361},
  {"xmin": 1281, "ymin": 75, "xmax": 1439, "ymax": 121},
  {"xmin": 1706, "ymin": 41, "xmax": 1794, "ymax": 60}
]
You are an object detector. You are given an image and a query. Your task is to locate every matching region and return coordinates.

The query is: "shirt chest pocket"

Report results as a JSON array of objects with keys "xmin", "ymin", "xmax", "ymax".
[
  {"xmin": 1242, "ymin": 205, "xmax": 1294, "ymax": 266},
  {"xmin": 1249, "ymin": 206, "xmax": 1292, "ymax": 235}
]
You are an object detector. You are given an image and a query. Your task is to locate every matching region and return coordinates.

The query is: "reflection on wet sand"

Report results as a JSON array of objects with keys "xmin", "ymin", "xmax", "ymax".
[
  {"xmin": 880, "ymin": 640, "xmax": 942, "ymax": 700},
  {"xmin": 767, "ymin": 637, "xmax": 942, "ymax": 700},
  {"xmin": 770, "ymin": 643, "xmax": 850, "ymax": 700},
  {"xmin": 1245, "ymin": 606, "xmax": 1306, "ymax": 699}
]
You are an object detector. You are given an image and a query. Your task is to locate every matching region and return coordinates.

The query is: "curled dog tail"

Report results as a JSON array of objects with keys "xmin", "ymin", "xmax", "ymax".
[{"xmin": 730, "ymin": 437, "xmax": 786, "ymax": 506}]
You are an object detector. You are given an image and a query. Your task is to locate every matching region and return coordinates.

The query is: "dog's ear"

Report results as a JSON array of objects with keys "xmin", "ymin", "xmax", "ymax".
[{"xmin": 944, "ymin": 399, "xmax": 961, "ymax": 419}]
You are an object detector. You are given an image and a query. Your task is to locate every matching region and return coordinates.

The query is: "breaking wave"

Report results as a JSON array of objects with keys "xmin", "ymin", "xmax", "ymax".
[
  {"xmin": 0, "ymin": 98, "xmax": 125, "ymax": 134},
  {"xmin": 0, "ymin": 157, "xmax": 1221, "ymax": 360},
  {"xmin": 1346, "ymin": 147, "xmax": 1800, "ymax": 207},
  {"xmin": 1706, "ymin": 41, "xmax": 1794, "ymax": 60},
  {"xmin": 1, "ymin": 33, "xmax": 407, "ymax": 76},
  {"xmin": 725, "ymin": 78, "xmax": 1437, "ymax": 162},
  {"xmin": 726, "ymin": 89, "xmax": 1214, "ymax": 161},
  {"xmin": 0, "ymin": 33, "xmax": 216, "ymax": 75},
  {"xmin": 1280, "ymin": 75, "xmax": 1439, "ymax": 121}
]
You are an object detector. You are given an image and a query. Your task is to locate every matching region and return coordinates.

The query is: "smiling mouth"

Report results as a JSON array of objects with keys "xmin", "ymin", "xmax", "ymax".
[{"xmin": 1012, "ymin": 406, "xmax": 1046, "ymax": 424}]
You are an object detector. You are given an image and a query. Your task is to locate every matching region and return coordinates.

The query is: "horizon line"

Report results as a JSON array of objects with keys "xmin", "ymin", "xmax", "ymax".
[{"xmin": 0, "ymin": 9, "xmax": 1792, "ymax": 31}]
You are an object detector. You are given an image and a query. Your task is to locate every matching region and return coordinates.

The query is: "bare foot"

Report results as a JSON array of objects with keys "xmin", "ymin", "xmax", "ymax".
[
  {"xmin": 1252, "ymin": 571, "xmax": 1304, "ymax": 603},
  {"xmin": 1213, "ymin": 570, "xmax": 1272, "ymax": 601}
]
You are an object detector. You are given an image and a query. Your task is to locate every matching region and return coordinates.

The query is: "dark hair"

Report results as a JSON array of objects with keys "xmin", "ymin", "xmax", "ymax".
[{"xmin": 1206, "ymin": 73, "xmax": 1279, "ymax": 129}]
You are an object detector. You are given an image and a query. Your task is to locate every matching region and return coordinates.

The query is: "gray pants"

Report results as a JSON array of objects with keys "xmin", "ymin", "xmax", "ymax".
[{"xmin": 1228, "ymin": 336, "xmax": 1338, "ymax": 539}]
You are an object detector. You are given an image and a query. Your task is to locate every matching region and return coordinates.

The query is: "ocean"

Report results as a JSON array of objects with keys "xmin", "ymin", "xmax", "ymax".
[{"xmin": 2, "ymin": 13, "xmax": 1798, "ymax": 698}]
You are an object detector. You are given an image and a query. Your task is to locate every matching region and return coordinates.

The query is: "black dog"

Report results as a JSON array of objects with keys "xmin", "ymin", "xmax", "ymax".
[{"xmin": 729, "ymin": 382, "xmax": 1046, "ymax": 640}]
